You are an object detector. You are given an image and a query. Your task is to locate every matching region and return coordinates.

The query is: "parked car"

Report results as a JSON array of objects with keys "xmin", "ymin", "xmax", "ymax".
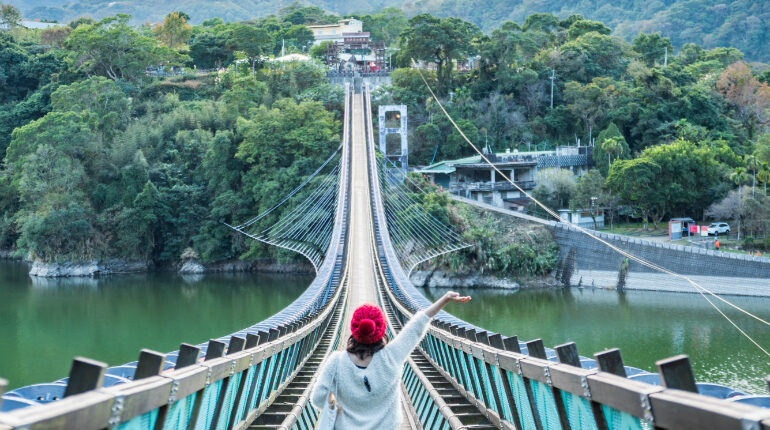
[{"xmin": 707, "ymin": 222, "xmax": 731, "ymax": 235}]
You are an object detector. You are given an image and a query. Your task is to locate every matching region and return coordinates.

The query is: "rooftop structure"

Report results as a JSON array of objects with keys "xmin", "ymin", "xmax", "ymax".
[
  {"xmin": 417, "ymin": 146, "xmax": 593, "ymax": 211},
  {"xmin": 325, "ymin": 31, "xmax": 386, "ymax": 72},
  {"xmin": 307, "ymin": 18, "xmax": 363, "ymax": 45}
]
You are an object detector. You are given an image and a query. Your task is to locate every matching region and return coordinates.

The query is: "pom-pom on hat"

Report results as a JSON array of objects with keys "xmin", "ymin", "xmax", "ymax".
[{"xmin": 350, "ymin": 304, "xmax": 387, "ymax": 344}]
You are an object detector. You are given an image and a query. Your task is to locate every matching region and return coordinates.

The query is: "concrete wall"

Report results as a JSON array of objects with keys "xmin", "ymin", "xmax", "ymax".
[
  {"xmin": 551, "ymin": 223, "xmax": 770, "ymax": 278},
  {"xmin": 453, "ymin": 196, "xmax": 770, "ymax": 295}
]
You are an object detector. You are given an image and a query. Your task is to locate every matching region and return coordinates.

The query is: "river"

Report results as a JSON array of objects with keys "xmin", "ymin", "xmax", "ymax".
[
  {"xmin": 420, "ymin": 285, "xmax": 770, "ymax": 394},
  {"xmin": 0, "ymin": 261, "xmax": 310, "ymax": 390},
  {"xmin": 2, "ymin": 260, "xmax": 768, "ymax": 395}
]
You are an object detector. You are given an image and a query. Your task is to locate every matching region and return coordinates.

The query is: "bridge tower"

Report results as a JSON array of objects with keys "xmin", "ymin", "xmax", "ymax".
[{"xmin": 378, "ymin": 105, "xmax": 408, "ymax": 176}]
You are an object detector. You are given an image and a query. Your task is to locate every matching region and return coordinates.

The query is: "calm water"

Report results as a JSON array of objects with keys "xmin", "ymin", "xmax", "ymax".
[
  {"xmin": 0, "ymin": 261, "xmax": 310, "ymax": 390},
  {"xmin": 423, "ymin": 286, "xmax": 770, "ymax": 394}
]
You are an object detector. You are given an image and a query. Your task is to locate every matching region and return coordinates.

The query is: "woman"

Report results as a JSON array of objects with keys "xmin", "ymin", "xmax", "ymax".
[{"xmin": 311, "ymin": 291, "xmax": 471, "ymax": 429}]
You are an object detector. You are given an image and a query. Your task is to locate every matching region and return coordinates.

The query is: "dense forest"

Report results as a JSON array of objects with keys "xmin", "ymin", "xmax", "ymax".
[
  {"xmin": 377, "ymin": 11, "xmax": 770, "ymax": 247},
  {"xmin": 13, "ymin": 0, "xmax": 770, "ymax": 62},
  {"xmin": 0, "ymin": 7, "xmax": 348, "ymax": 267},
  {"xmin": 1, "ymin": 2, "xmax": 769, "ymax": 274}
]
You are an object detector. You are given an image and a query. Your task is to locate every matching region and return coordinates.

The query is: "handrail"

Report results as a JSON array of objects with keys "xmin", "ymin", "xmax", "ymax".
[{"xmin": 364, "ymin": 83, "xmax": 770, "ymax": 429}]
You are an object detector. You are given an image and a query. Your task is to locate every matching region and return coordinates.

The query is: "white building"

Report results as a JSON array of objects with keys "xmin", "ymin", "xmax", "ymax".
[
  {"xmin": 558, "ymin": 208, "xmax": 605, "ymax": 229},
  {"xmin": 417, "ymin": 146, "xmax": 593, "ymax": 212},
  {"xmin": 307, "ymin": 18, "xmax": 363, "ymax": 45}
]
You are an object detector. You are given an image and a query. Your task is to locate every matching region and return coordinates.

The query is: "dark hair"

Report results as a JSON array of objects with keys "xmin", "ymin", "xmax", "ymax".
[{"xmin": 347, "ymin": 334, "xmax": 389, "ymax": 360}]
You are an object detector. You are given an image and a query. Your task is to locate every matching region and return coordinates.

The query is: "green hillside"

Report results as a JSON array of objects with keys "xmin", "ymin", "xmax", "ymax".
[{"xmin": 13, "ymin": 0, "xmax": 770, "ymax": 61}]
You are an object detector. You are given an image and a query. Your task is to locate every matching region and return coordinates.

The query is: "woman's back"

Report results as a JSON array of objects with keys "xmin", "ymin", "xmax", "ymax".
[
  {"xmin": 312, "ymin": 311, "xmax": 430, "ymax": 429},
  {"xmin": 311, "ymin": 292, "xmax": 470, "ymax": 430}
]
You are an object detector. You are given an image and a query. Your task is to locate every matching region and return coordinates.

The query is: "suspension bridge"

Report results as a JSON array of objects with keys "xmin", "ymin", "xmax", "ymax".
[{"xmin": 2, "ymin": 81, "xmax": 770, "ymax": 430}]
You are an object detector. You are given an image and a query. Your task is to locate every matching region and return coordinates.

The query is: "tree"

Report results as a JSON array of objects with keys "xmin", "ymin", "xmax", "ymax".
[
  {"xmin": 0, "ymin": 3, "xmax": 20, "ymax": 31},
  {"xmin": 569, "ymin": 169, "xmax": 605, "ymax": 229},
  {"xmin": 640, "ymin": 139, "xmax": 724, "ymax": 219},
  {"xmin": 153, "ymin": 12, "xmax": 192, "ymax": 49},
  {"xmin": 606, "ymin": 158, "xmax": 662, "ymax": 231},
  {"xmin": 310, "ymin": 41, "xmax": 332, "ymax": 61},
  {"xmin": 355, "ymin": 8, "xmax": 408, "ymax": 46},
  {"xmin": 279, "ymin": 25, "xmax": 314, "ymax": 52},
  {"xmin": 189, "ymin": 30, "xmax": 233, "ymax": 69},
  {"xmin": 41, "ymin": 26, "xmax": 72, "ymax": 47},
  {"xmin": 567, "ymin": 20, "xmax": 611, "ymax": 40},
  {"xmin": 69, "ymin": 17, "xmax": 94, "ymax": 29},
  {"xmin": 228, "ymin": 24, "xmax": 271, "ymax": 74},
  {"xmin": 594, "ymin": 123, "xmax": 629, "ymax": 175},
  {"xmin": 522, "ymin": 13, "xmax": 559, "ymax": 33},
  {"xmin": 730, "ymin": 167, "xmax": 749, "ymax": 239},
  {"xmin": 564, "ymin": 79, "xmax": 610, "ymax": 143},
  {"xmin": 67, "ymin": 14, "xmax": 186, "ymax": 82},
  {"xmin": 535, "ymin": 168, "xmax": 576, "ymax": 210},
  {"xmin": 400, "ymin": 14, "xmax": 481, "ymax": 95},
  {"xmin": 557, "ymin": 32, "xmax": 629, "ymax": 82},
  {"xmin": 632, "ymin": 33, "xmax": 673, "ymax": 66},
  {"xmin": 49, "ymin": 77, "xmax": 130, "ymax": 141},
  {"xmin": 746, "ymin": 154, "xmax": 759, "ymax": 198},
  {"xmin": 704, "ymin": 186, "xmax": 763, "ymax": 240},
  {"xmin": 757, "ymin": 134, "xmax": 770, "ymax": 164},
  {"xmin": 716, "ymin": 62, "xmax": 770, "ymax": 136},
  {"xmin": 6, "ymin": 111, "xmax": 99, "ymax": 176},
  {"xmin": 0, "ymin": 33, "xmax": 35, "ymax": 103},
  {"xmin": 758, "ymin": 162, "xmax": 770, "ymax": 196}
]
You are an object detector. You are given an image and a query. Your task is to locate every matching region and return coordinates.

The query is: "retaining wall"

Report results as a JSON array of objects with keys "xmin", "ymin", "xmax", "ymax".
[
  {"xmin": 552, "ymin": 223, "xmax": 770, "ymax": 278},
  {"xmin": 452, "ymin": 196, "xmax": 770, "ymax": 295}
]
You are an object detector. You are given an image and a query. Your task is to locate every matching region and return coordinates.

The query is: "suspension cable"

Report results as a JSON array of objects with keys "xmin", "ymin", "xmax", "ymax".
[{"xmin": 411, "ymin": 61, "xmax": 770, "ymax": 358}]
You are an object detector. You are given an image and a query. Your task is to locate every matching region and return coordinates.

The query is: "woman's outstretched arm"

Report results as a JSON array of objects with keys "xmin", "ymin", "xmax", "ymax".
[
  {"xmin": 386, "ymin": 291, "xmax": 471, "ymax": 364},
  {"xmin": 424, "ymin": 291, "xmax": 471, "ymax": 317}
]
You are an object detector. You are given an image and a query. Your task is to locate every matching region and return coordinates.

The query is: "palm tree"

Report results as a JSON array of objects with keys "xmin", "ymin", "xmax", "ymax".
[
  {"xmin": 758, "ymin": 162, "xmax": 770, "ymax": 196},
  {"xmin": 730, "ymin": 167, "xmax": 748, "ymax": 240},
  {"xmin": 602, "ymin": 137, "xmax": 624, "ymax": 169},
  {"xmin": 746, "ymin": 154, "xmax": 759, "ymax": 198}
]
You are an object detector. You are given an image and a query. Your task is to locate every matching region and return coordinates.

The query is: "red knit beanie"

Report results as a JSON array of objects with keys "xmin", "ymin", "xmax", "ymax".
[{"xmin": 350, "ymin": 304, "xmax": 387, "ymax": 344}]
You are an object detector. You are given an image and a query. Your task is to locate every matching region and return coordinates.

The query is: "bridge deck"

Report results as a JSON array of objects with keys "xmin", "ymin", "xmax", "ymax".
[
  {"xmin": 342, "ymin": 92, "xmax": 415, "ymax": 430},
  {"xmin": 341, "ymin": 92, "xmax": 379, "ymax": 337}
]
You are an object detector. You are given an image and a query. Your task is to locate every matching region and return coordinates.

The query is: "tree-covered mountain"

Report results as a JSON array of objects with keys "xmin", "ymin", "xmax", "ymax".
[{"xmin": 13, "ymin": 0, "xmax": 770, "ymax": 62}]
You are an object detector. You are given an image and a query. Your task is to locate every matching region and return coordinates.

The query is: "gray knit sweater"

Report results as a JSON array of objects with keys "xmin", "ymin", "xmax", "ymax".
[{"xmin": 311, "ymin": 311, "xmax": 431, "ymax": 430}]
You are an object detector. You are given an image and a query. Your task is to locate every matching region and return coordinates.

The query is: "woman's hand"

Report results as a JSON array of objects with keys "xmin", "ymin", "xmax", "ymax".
[
  {"xmin": 328, "ymin": 393, "xmax": 341, "ymax": 414},
  {"xmin": 442, "ymin": 291, "xmax": 472, "ymax": 304},
  {"xmin": 425, "ymin": 291, "xmax": 471, "ymax": 317}
]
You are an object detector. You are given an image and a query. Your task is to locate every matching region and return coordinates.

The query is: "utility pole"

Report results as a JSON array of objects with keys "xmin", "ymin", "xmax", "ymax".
[
  {"xmin": 664, "ymin": 46, "xmax": 668, "ymax": 67},
  {"xmin": 549, "ymin": 69, "xmax": 556, "ymax": 109}
]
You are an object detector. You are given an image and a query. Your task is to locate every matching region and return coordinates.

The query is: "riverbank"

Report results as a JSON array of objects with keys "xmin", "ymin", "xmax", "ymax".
[
  {"xmin": 409, "ymin": 269, "xmax": 558, "ymax": 290},
  {"xmin": 410, "ymin": 270, "xmax": 520, "ymax": 289},
  {"xmin": 5, "ymin": 251, "xmax": 315, "ymax": 278}
]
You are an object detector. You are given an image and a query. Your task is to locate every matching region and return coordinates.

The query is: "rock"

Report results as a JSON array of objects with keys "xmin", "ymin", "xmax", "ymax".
[
  {"xmin": 179, "ymin": 260, "xmax": 205, "ymax": 274},
  {"xmin": 30, "ymin": 261, "xmax": 100, "ymax": 277},
  {"xmin": 410, "ymin": 270, "xmax": 520, "ymax": 290},
  {"xmin": 29, "ymin": 259, "xmax": 149, "ymax": 278}
]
